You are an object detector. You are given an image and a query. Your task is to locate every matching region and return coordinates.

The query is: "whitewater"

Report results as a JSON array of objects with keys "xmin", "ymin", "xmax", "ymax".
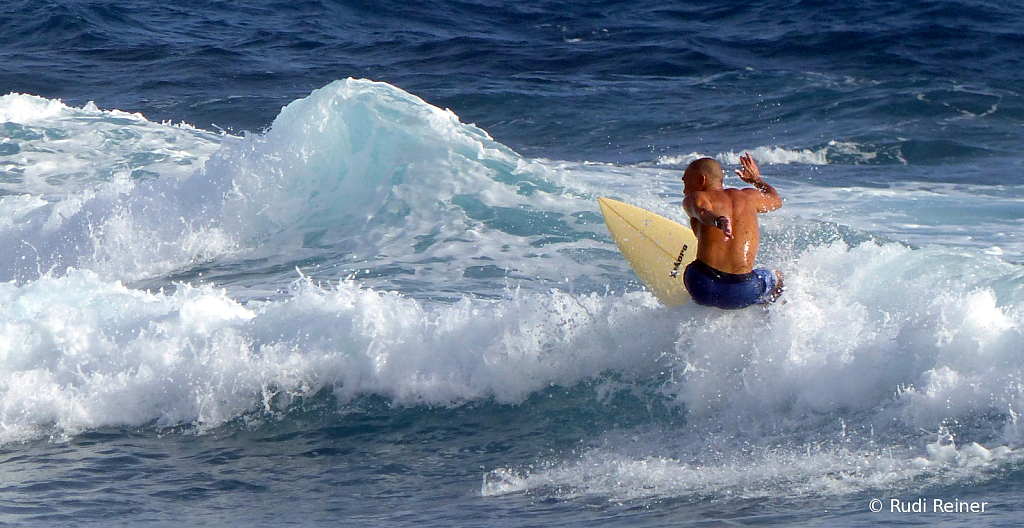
[{"xmin": 0, "ymin": 78, "xmax": 1020, "ymax": 523}]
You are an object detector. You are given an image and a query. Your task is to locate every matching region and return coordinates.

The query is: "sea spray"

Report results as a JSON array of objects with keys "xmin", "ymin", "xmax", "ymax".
[
  {"xmin": 0, "ymin": 81, "xmax": 615, "ymax": 289},
  {"xmin": 0, "ymin": 270, "xmax": 686, "ymax": 444},
  {"xmin": 485, "ymin": 238, "xmax": 1024, "ymax": 502},
  {"xmin": 3, "ymin": 79, "xmax": 1024, "ymax": 510}
]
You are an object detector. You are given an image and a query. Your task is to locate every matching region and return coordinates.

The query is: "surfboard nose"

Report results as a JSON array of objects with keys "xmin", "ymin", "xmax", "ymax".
[{"xmin": 597, "ymin": 197, "xmax": 697, "ymax": 307}]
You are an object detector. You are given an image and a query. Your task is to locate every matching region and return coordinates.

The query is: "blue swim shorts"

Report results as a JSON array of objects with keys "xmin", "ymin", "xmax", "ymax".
[{"xmin": 683, "ymin": 259, "xmax": 778, "ymax": 310}]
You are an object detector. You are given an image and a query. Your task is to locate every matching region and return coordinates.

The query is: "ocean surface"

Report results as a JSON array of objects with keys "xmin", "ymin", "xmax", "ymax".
[{"xmin": 1, "ymin": 0, "xmax": 1024, "ymax": 526}]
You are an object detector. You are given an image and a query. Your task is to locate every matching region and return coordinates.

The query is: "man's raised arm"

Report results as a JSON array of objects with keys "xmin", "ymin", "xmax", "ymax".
[{"xmin": 735, "ymin": 153, "xmax": 782, "ymax": 212}]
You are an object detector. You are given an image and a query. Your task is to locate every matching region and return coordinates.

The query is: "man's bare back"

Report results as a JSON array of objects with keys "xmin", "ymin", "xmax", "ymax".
[
  {"xmin": 680, "ymin": 154, "xmax": 784, "ymax": 307},
  {"xmin": 682, "ymin": 154, "xmax": 782, "ymax": 274}
]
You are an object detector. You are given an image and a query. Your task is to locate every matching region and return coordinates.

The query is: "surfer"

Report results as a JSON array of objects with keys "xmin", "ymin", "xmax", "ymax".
[{"xmin": 681, "ymin": 154, "xmax": 784, "ymax": 309}]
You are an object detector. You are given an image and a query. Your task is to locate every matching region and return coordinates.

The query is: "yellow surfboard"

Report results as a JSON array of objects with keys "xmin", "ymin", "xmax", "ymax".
[{"xmin": 598, "ymin": 197, "xmax": 698, "ymax": 306}]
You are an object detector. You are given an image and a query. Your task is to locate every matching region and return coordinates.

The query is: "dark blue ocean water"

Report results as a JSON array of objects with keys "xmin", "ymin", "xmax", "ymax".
[
  {"xmin": 5, "ymin": 0, "xmax": 1023, "ymax": 165},
  {"xmin": 1, "ymin": 1, "xmax": 1024, "ymax": 526}
]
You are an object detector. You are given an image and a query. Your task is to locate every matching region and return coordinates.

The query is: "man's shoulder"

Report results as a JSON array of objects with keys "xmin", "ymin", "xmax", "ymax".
[
  {"xmin": 721, "ymin": 187, "xmax": 759, "ymax": 202},
  {"xmin": 732, "ymin": 185, "xmax": 782, "ymax": 213},
  {"xmin": 728, "ymin": 187, "xmax": 768, "ymax": 200}
]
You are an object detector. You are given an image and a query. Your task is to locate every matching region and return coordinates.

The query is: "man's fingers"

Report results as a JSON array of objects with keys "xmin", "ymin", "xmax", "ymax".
[
  {"xmin": 735, "ymin": 154, "xmax": 760, "ymax": 182},
  {"xmin": 719, "ymin": 217, "xmax": 733, "ymax": 239}
]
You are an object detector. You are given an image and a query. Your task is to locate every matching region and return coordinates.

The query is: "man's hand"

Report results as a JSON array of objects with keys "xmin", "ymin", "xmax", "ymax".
[
  {"xmin": 716, "ymin": 215, "xmax": 733, "ymax": 240},
  {"xmin": 735, "ymin": 152, "xmax": 782, "ymax": 212},
  {"xmin": 735, "ymin": 153, "xmax": 761, "ymax": 184}
]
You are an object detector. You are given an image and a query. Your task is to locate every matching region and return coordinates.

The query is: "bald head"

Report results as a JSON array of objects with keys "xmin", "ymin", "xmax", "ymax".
[
  {"xmin": 684, "ymin": 158, "xmax": 724, "ymax": 183},
  {"xmin": 683, "ymin": 158, "xmax": 724, "ymax": 193}
]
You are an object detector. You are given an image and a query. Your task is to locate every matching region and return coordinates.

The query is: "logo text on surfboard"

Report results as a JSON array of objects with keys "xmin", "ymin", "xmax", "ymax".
[{"xmin": 669, "ymin": 244, "xmax": 689, "ymax": 277}]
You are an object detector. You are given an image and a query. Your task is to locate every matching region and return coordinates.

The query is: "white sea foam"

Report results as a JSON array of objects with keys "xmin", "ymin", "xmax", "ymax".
[
  {"xmin": 655, "ymin": 145, "xmax": 829, "ymax": 167},
  {"xmin": 718, "ymin": 146, "xmax": 829, "ymax": 166},
  {"xmin": 0, "ymin": 270, "xmax": 682, "ymax": 444},
  {"xmin": 0, "ymin": 93, "xmax": 68, "ymax": 123},
  {"xmin": 0, "ymin": 93, "xmax": 222, "ymax": 194},
  {"xmin": 482, "ymin": 437, "xmax": 1019, "ymax": 501},
  {"xmin": 4, "ymin": 81, "xmax": 1024, "ymax": 503},
  {"xmin": 654, "ymin": 141, "xmax": 891, "ymax": 168},
  {"xmin": 671, "ymin": 241, "xmax": 1024, "ymax": 425},
  {"xmin": 781, "ymin": 183, "xmax": 1024, "ymax": 261},
  {"xmin": 0, "ymin": 80, "xmax": 616, "ymax": 285},
  {"xmin": 483, "ymin": 239, "xmax": 1024, "ymax": 502}
]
